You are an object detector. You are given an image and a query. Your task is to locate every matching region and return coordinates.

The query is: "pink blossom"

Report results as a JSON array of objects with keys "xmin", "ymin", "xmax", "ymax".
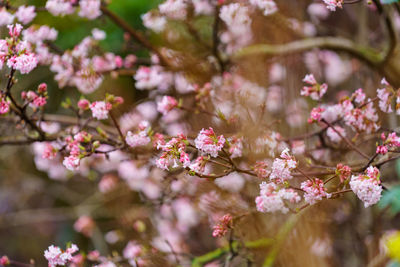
[
  {"xmin": 134, "ymin": 66, "xmax": 164, "ymax": 90},
  {"xmin": 125, "ymin": 131, "xmax": 151, "ymax": 148},
  {"xmin": 308, "ymin": 106, "xmax": 325, "ymax": 123},
  {"xmin": 44, "ymin": 244, "xmax": 79, "ymax": 267},
  {"xmin": 270, "ymin": 148, "xmax": 297, "ymax": 182},
  {"xmin": 253, "ymin": 161, "xmax": 270, "ymax": 179},
  {"xmin": 342, "ymin": 98, "xmax": 379, "ymax": 134},
  {"xmin": 228, "ymin": 136, "xmax": 243, "ymax": 158},
  {"xmin": 90, "ymin": 101, "xmax": 112, "ymax": 120},
  {"xmin": 301, "ymin": 74, "xmax": 328, "ymax": 100},
  {"xmin": 0, "ymin": 97, "xmax": 10, "ymax": 114},
  {"xmin": 219, "ymin": 3, "xmax": 252, "ymax": 53},
  {"xmin": 77, "ymin": 99, "xmax": 90, "ymax": 110},
  {"xmin": 98, "ymin": 174, "xmax": 118, "ymax": 193},
  {"xmin": 45, "ymin": 0, "xmax": 75, "ymax": 16},
  {"xmin": 74, "ymin": 215, "xmax": 95, "ymax": 237},
  {"xmin": 33, "ymin": 96, "xmax": 47, "ymax": 107},
  {"xmin": 157, "ymin": 96, "xmax": 178, "ymax": 115},
  {"xmin": 336, "ymin": 163, "xmax": 351, "ymax": 183},
  {"xmin": 377, "ymin": 87, "xmax": 392, "ymax": 113},
  {"xmin": 43, "ymin": 143, "xmax": 57, "ymax": 159},
  {"xmin": 0, "ymin": 9, "xmax": 13, "ymax": 26},
  {"xmin": 255, "ymin": 181, "xmax": 301, "ymax": 213},
  {"xmin": 189, "ymin": 156, "xmax": 208, "ymax": 174},
  {"xmin": 323, "ymin": 0, "xmax": 343, "ymax": 11},
  {"xmin": 141, "ymin": 12, "xmax": 166, "ymax": 32},
  {"xmin": 159, "ymin": 0, "xmax": 187, "ymax": 20},
  {"xmin": 249, "ymin": 0, "xmax": 278, "ymax": 16},
  {"xmin": 0, "ymin": 256, "xmax": 9, "ymax": 265},
  {"xmin": 376, "ymin": 145, "xmax": 388, "ymax": 155},
  {"xmin": 350, "ymin": 166, "xmax": 382, "ymax": 207},
  {"xmin": 63, "ymin": 155, "xmax": 80, "ymax": 171},
  {"xmin": 194, "ymin": 127, "xmax": 225, "ymax": 157},
  {"xmin": 79, "ymin": 0, "xmax": 102, "ymax": 19},
  {"xmin": 15, "ymin": 5, "xmax": 36, "ymax": 25},
  {"xmin": 193, "ymin": 0, "xmax": 214, "ymax": 15},
  {"xmin": 92, "ymin": 28, "xmax": 106, "ymax": 40},
  {"xmin": 291, "ymin": 140, "xmax": 306, "ymax": 154},
  {"xmin": 212, "ymin": 214, "xmax": 233, "ymax": 237},
  {"xmin": 8, "ymin": 53, "xmax": 38, "ymax": 74},
  {"xmin": 352, "ymin": 88, "xmax": 366, "ymax": 104},
  {"xmin": 301, "ymin": 178, "xmax": 331, "ymax": 205}
]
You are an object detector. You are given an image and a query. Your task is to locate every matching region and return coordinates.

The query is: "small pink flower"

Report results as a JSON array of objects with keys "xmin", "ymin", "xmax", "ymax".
[
  {"xmin": 336, "ymin": 163, "xmax": 351, "ymax": 183},
  {"xmin": 38, "ymin": 83, "xmax": 47, "ymax": 93},
  {"xmin": 194, "ymin": 127, "xmax": 225, "ymax": 157},
  {"xmin": 157, "ymin": 96, "xmax": 178, "ymax": 115},
  {"xmin": 308, "ymin": 106, "xmax": 325, "ymax": 123},
  {"xmin": 301, "ymin": 74, "xmax": 328, "ymax": 100},
  {"xmin": 0, "ymin": 98, "xmax": 10, "ymax": 114},
  {"xmin": 125, "ymin": 131, "xmax": 151, "ymax": 148},
  {"xmin": 63, "ymin": 155, "xmax": 80, "ymax": 171},
  {"xmin": 90, "ymin": 101, "xmax": 112, "ymax": 120},
  {"xmin": 376, "ymin": 145, "xmax": 388, "ymax": 155},
  {"xmin": 0, "ymin": 256, "xmax": 10, "ymax": 265},
  {"xmin": 301, "ymin": 178, "xmax": 331, "ymax": 205},
  {"xmin": 33, "ymin": 96, "xmax": 47, "ymax": 107},
  {"xmin": 74, "ymin": 215, "xmax": 95, "ymax": 237},
  {"xmin": 212, "ymin": 214, "xmax": 233, "ymax": 237},
  {"xmin": 15, "ymin": 5, "xmax": 36, "ymax": 24},
  {"xmin": 77, "ymin": 99, "xmax": 90, "ymax": 110},
  {"xmin": 43, "ymin": 143, "xmax": 56, "ymax": 159}
]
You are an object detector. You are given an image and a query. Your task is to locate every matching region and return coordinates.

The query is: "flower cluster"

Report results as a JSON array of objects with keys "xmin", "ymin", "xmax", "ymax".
[
  {"xmin": 0, "ymin": 24, "xmax": 38, "ymax": 74},
  {"xmin": 0, "ymin": 93, "xmax": 10, "ymax": 115},
  {"xmin": 249, "ymin": 0, "xmax": 278, "ymax": 16},
  {"xmin": 336, "ymin": 163, "xmax": 351, "ymax": 183},
  {"xmin": 44, "ymin": 244, "xmax": 79, "ymax": 267},
  {"xmin": 125, "ymin": 121, "xmax": 151, "ymax": 148},
  {"xmin": 212, "ymin": 214, "xmax": 233, "ymax": 238},
  {"xmin": 341, "ymin": 89, "xmax": 379, "ymax": 134},
  {"xmin": 269, "ymin": 149, "xmax": 297, "ymax": 182},
  {"xmin": 156, "ymin": 133, "xmax": 190, "ymax": 170},
  {"xmin": 350, "ymin": 166, "xmax": 382, "ymax": 208},
  {"xmin": 255, "ymin": 181, "xmax": 301, "ymax": 213},
  {"xmin": 21, "ymin": 83, "xmax": 48, "ymax": 108},
  {"xmin": 228, "ymin": 136, "xmax": 243, "ymax": 158},
  {"xmin": 308, "ymin": 106, "xmax": 325, "ymax": 123},
  {"xmin": 157, "ymin": 96, "xmax": 178, "ymax": 115},
  {"xmin": 376, "ymin": 132, "xmax": 400, "ymax": 155},
  {"xmin": 62, "ymin": 131, "xmax": 95, "ymax": 171},
  {"xmin": 300, "ymin": 178, "xmax": 331, "ymax": 205},
  {"xmin": 194, "ymin": 127, "xmax": 226, "ymax": 158},
  {"xmin": 323, "ymin": 0, "xmax": 344, "ymax": 11},
  {"xmin": 301, "ymin": 74, "xmax": 328, "ymax": 100},
  {"xmin": 253, "ymin": 161, "xmax": 270, "ymax": 179}
]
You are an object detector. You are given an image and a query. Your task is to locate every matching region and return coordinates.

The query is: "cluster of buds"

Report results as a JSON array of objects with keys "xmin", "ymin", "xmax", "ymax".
[
  {"xmin": 376, "ymin": 132, "xmax": 400, "ymax": 155},
  {"xmin": 300, "ymin": 178, "xmax": 331, "ymax": 205},
  {"xmin": 156, "ymin": 133, "xmax": 190, "ymax": 170},
  {"xmin": 212, "ymin": 214, "xmax": 233, "ymax": 238},
  {"xmin": 125, "ymin": 120, "xmax": 151, "ymax": 148},
  {"xmin": 0, "ymin": 93, "xmax": 10, "ymax": 115},
  {"xmin": 156, "ymin": 95, "xmax": 178, "ymax": 115},
  {"xmin": 253, "ymin": 161, "xmax": 270, "ymax": 179},
  {"xmin": 308, "ymin": 106, "xmax": 325, "ymax": 123},
  {"xmin": 0, "ymin": 24, "xmax": 38, "ymax": 74},
  {"xmin": 21, "ymin": 83, "xmax": 48, "ymax": 108},
  {"xmin": 62, "ymin": 131, "xmax": 98, "ymax": 171},
  {"xmin": 76, "ymin": 94, "xmax": 123, "ymax": 120},
  {"xmin": 336, "ymin": 163, "xmax": 351, "ymax": 183},
  {"xmin": 301, "ymin": 74, "xmax": 328, "ymax": 100}
]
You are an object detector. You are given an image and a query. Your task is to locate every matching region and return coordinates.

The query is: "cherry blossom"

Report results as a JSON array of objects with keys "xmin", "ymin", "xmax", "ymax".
[
  {"xmin": 15, "ymin": 5, "xmax": 36, "ymax": 25},
  {"xmin": 194, "ymin": 127, "xmax": 226, "ymax": 157},
  {"xmin": 90, "ymin": 101, "xmax": 112, "ymax": 120},
  {"xmin": 157, "ymin": 96, "xmax": 178, "ymax": 115},
  {"xmin": 212, "ymin": 214, "xmax": 233, "ymax": 237},
  {"xmin": 301, "ymin": 74, "xmax": 328, "ymax": 100},
  {"xmin": 301, "ymin": 178, "xmax": 331, "ymax": 205},
  {"xmin": 350, "ymin": 166, "xmax": 382, "ymax": 208},
  {"xmin": 323, "ymin": 0, "xmax": 343, "ymax": 11},
  {"xmin": 44, "ymin": 244, "xmax": 79, "ymax": 267},
  {"xmin": 255, "ymin": 181, "xmax": 301, "ymax": 213}
]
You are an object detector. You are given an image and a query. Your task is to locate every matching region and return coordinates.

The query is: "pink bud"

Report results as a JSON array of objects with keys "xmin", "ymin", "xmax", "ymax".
[
  {"xmin": 0, "ymin": 256, "xmax": 10, "ymax": 265},
  {"xmin": 115, "ymin": 56, "xmax": 123, "ymax": 68},
  {"xmin": 114, "ymin": 96, "xmax": 124, "ymax": 105},
  {"xmin": 77, "ymin": 99, "xmax": 90, "ymax": 110},
  {"xmin": 38, "ymin": 83, "xmax": 47, "ymax": 93}
]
